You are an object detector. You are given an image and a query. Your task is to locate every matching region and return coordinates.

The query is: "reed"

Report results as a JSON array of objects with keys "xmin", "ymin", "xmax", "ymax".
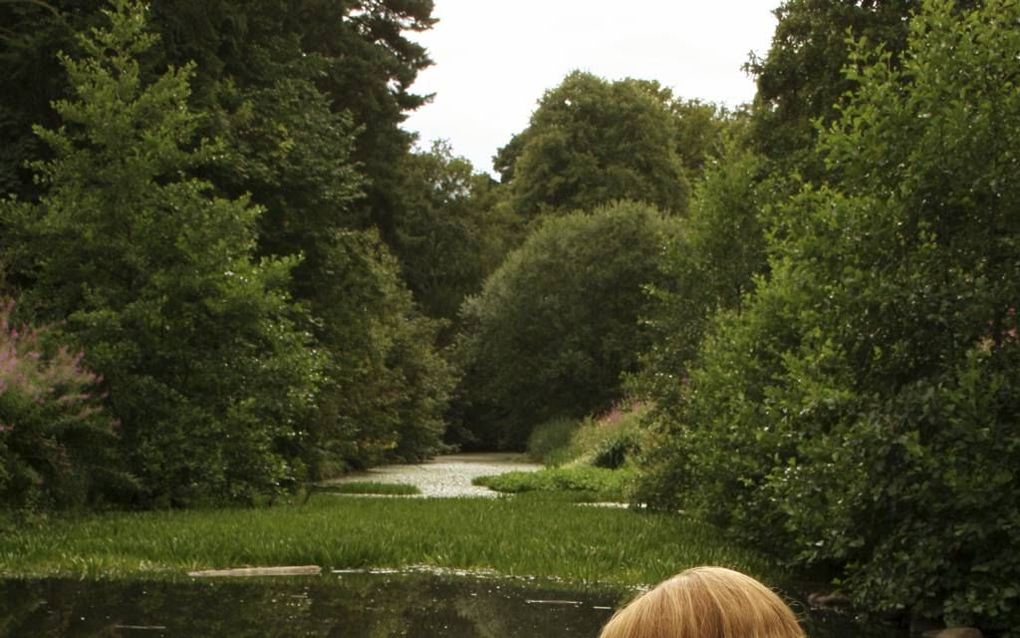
[{"xmin": 0, "ymin": 496, "xmax": 778, "ymax": 587}]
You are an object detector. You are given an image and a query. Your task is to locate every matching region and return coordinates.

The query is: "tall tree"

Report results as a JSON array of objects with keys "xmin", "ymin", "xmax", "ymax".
[
  {"xmin": 748, "ymin": 0, "xmax": 915, "ymax": 173},
  {"xmin": 499, "ymin": 72, "xmax": 691, "ymax": 218},
  {"xmin": 636, "ymin": 149, "xmax": 769, "ymax": 413},
  {"xmin": 1, "ymin": 0, "xmax": 319, "ymax": 505},
  {"xmin": 392, "ymin": 142, "xmax": 514, "ymax": 324},
  {"xmin": 305, "ymin": 228, "xmax": 454, "ymax": 473}
]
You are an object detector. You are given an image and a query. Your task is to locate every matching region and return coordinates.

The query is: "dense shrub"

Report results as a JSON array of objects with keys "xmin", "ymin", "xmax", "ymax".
[
  {"xmin": 0, "ymin": 302, "xmax": 129, "ymax": 512},
  {"xmin": 637, "ymin": 1, "xmax": 1020, "ymax": 632},
  {"xmin": 307, "ymin": 230, "xmax": 455, "ymax": 475},
  {"xmin": 568, "ymin": 403, "xmax": 647, "ymax": 470},
  {"xmin": 525, "ymin": 417, "xmax": 580, "ymax": 465},
  {"xmin": 455, "ymin": 201, "xmax": 676, "ymax": 449}
]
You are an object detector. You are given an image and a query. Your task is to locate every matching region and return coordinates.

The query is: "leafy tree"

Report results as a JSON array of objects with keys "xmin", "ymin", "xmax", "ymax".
[
  {"xmin": 306, "ymin": 229, "xmax": 454, "ymax": 473},
  {"xmin": 669, "ymin": 98, "xmax": 733, "ymax": 181},
  {"xmin": 0, "ymin": 0, "xmax": 105, "ymax": 200},
  {"xmin": 456, "ymin": 201, "xmax": 676, "ymax": 448},
  {"xmin": 746, "ymin": 0, "xmax": 980, "ymax": 176},
  {"xmin": 747, "ymin": 0, "xmax": 915, "ymax": 173},
  {"xmin": 0, "ymin": 0, "xmax": 319, "ymax": 505},
  {"xmin": 501, "ymin": 72, "xmax": 691, "ymax": 218},
  {"xmin": 392, "ymin": 142, "xmax": 515, "ymax": 324},
  {"xmin": 148, "ymin": 1, "xmax": 454, "ymax": 470},
  {"xmin": 636, "ymin": 149, "xmax": 769, "ymax": 412},
  {"xmin": 639, "ymin": 1, "xmax": 1020, "ymax": 632}
]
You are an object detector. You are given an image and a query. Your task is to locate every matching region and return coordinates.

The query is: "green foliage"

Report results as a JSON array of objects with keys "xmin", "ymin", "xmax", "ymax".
[
  {"xmin": 0, "ymin": 0, "xmax": 320, "ymax": 505},
  {"xmin": 747, "ymin": 0, "xmax": 911, "ymax": 175},
  {"xmin": 214, "ymin": 76, "xmax": 365, "ymax": 263},
  {"xmin": 0, "ymin": 301, "xmax": 131, "ymax": 512},
  {"xmin": 306, "ymin": 230, "xmax": 454, "ymax": 474},
  {"xmin": 528, "ymin": 403, "xmax": 650, "ymax": 471},
  {"xmin": 569, "ymin": 403, "xmax": 648, "ymax": 470},
  {"xmin": 669, "ymin": 98, "xmax": 732, "ymax": 180},
  {"xmin": 525, "ymin": 417, "xmax": 581, "ymax": 464},
  {"xmin": 148, "ymin": 0, "xmax": 436, "ymax": 247},
  {"xmin": 501, "ymin": 72, "xmax": 691, "ymax": 218},
  {"xmin": 455, "ymin": 201, "xmax": 675, "ymax": 448},
  {"xmin": 393, "ymin": 142, "xmax": 515, "ymax": 323},
  {"xmin": 317, "ymin": 482, "xmax": 420, "ymax": 496},
  {"xmin": 474, "ymin": 466, "xmax": 636, "ymax": 502},
  {"xmin": 639, "ymin": 1, "xmax": 1020, "ymax": 632},
  {"xmin": 637, "ymin": 149, "xmax": 770, "ymax": 414}
]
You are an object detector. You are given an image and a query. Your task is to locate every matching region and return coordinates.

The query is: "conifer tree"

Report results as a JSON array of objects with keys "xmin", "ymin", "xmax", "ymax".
[{"xmin": 1, "ymin": 0, "xmax": 319, "ymax": 504}]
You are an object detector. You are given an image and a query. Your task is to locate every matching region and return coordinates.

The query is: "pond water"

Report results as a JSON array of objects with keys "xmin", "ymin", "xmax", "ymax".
[{"xmin": 0, "ymin": 572, "xmax": 908, "ymax": 637}]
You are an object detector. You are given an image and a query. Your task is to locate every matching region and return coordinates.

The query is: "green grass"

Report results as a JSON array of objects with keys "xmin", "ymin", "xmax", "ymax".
[
  {"xmin": 316, "ymin": 482, "xmax": 420, "ymax": 496},
  {"xmin": 0, "ymin": 496, "xmax": 777, "ymax": 588},
  {"xmin": 474, "ymin": 466, "xmax": 636, "ymax": 502}
]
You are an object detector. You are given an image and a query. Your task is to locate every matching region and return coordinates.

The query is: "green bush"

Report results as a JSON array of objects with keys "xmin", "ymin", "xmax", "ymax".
[
  {"xmin": 0, "ymin": 301, "xmax": 130, "ymax": 512},
  {"xmin": 474, "ymin": 466, "xmax": 635, "ymax": 502},
  {"xmin": 525, "ymin": 417, "xmax": 580, "ymax": 464},
  {"xmin": 317, "ymin": 482, "xmax": 420, "ymax": 496},
  {"xmin": 569, "ymin": 403, "xmax": 647, "ymax": 470},
  {"xmin": 455, "ymin": 201, "xmax": 676, "ymax": 448}
]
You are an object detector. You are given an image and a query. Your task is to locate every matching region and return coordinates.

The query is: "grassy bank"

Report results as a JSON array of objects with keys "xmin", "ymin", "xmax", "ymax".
[
  {"xmin": 474, "ymin": 466, "xmax": 635, "ymax": 502},
  {"xmin": 0, "ymin": 496, "xmax": 776, "ymax": 588}
]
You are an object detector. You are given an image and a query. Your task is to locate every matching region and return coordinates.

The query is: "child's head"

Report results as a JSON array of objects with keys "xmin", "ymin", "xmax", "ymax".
[{"xmin": 599, "ymin": 566, "xmax": 805, "ymax": 638}]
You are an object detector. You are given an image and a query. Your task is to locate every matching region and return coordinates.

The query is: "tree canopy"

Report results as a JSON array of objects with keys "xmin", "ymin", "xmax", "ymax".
[
  {"xmin": 0, "ymin": 0, "xmax": 453, "ymax": 503},
  {"xmin": 455, "ymin": 201, "xmax": 675, "ymax": 448},
  {"xmin": 638, "ymin": 1, "xmax": 1020, "ymax": 631},
  {"xmin": 1, "ymin": 0, "xmax": 320, "ymax": 504},
  {"xmin": 498, "ymin": 72, "xmax": 692, "ymax": 218}
]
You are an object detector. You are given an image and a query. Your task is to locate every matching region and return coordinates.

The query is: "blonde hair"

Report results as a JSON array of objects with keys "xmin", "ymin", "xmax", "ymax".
[{"xmin": 599, "ymin": 566, "xmax": 805, "ymax": 638}]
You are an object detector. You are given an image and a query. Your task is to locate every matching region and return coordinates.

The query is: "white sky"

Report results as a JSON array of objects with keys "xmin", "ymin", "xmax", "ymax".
[{"xmin": 403, "ymin": 1, "xmax": 780, "ymax": 175}]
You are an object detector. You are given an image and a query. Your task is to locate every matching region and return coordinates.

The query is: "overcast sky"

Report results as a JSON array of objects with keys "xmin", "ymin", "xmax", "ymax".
[{"xmin": 402, "ymin": 1, "xmax": 780, "ymax": 175}]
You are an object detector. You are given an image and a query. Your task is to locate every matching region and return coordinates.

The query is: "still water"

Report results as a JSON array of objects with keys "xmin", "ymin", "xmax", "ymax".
[{"xmin": 0, "ymin": 573, "xmax": 906, "ymax": 637}]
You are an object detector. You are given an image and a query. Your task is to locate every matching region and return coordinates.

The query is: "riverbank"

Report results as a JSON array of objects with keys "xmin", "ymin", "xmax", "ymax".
[{"xmin": 0, "ymin": 495, "xmax": 776, "ymax": 589}]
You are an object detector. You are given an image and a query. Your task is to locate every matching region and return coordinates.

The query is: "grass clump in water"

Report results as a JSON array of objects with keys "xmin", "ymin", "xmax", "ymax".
[
  {"xmin": 474, "ymin": 466, "xmax": 635, "ymax": 502},
  {"xmin": 317, "ymin": 482, "xmax": 420, "ymax": 496},
  {"xmin": 0, "ymin": 496, "xmax": 777, "ymax": 588}
]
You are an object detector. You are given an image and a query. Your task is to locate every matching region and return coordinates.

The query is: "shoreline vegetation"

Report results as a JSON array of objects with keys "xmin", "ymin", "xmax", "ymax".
[{"xmin": 0, "ymin": 495, "xmax": 777, "ymax": 589}]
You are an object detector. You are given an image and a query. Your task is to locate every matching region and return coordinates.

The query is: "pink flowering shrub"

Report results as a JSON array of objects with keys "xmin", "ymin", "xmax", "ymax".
[{"xmin": 0, "ymin": 300, "xmax": 124, "ymax": 511}]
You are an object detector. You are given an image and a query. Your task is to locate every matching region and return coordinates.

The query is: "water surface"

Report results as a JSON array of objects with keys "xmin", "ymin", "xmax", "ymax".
[{"xmin": 0, "ymin": 573, "xmax": 907, "ymax": 637}]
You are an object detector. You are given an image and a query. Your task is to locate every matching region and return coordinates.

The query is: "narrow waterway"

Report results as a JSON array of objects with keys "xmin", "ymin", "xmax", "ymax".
[{"xmin": 321, "ymin": 453, "xmax": 543, "ymax": 498}]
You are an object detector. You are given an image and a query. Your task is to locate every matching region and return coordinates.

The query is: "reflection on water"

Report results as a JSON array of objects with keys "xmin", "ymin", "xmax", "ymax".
[
  {"xmin": 1, "ymin": 574, "xmax": 616, "ymax": 638},
  {"xmin": 0, "ymin": 573, "xmax": 907, "ymax": 637}
]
